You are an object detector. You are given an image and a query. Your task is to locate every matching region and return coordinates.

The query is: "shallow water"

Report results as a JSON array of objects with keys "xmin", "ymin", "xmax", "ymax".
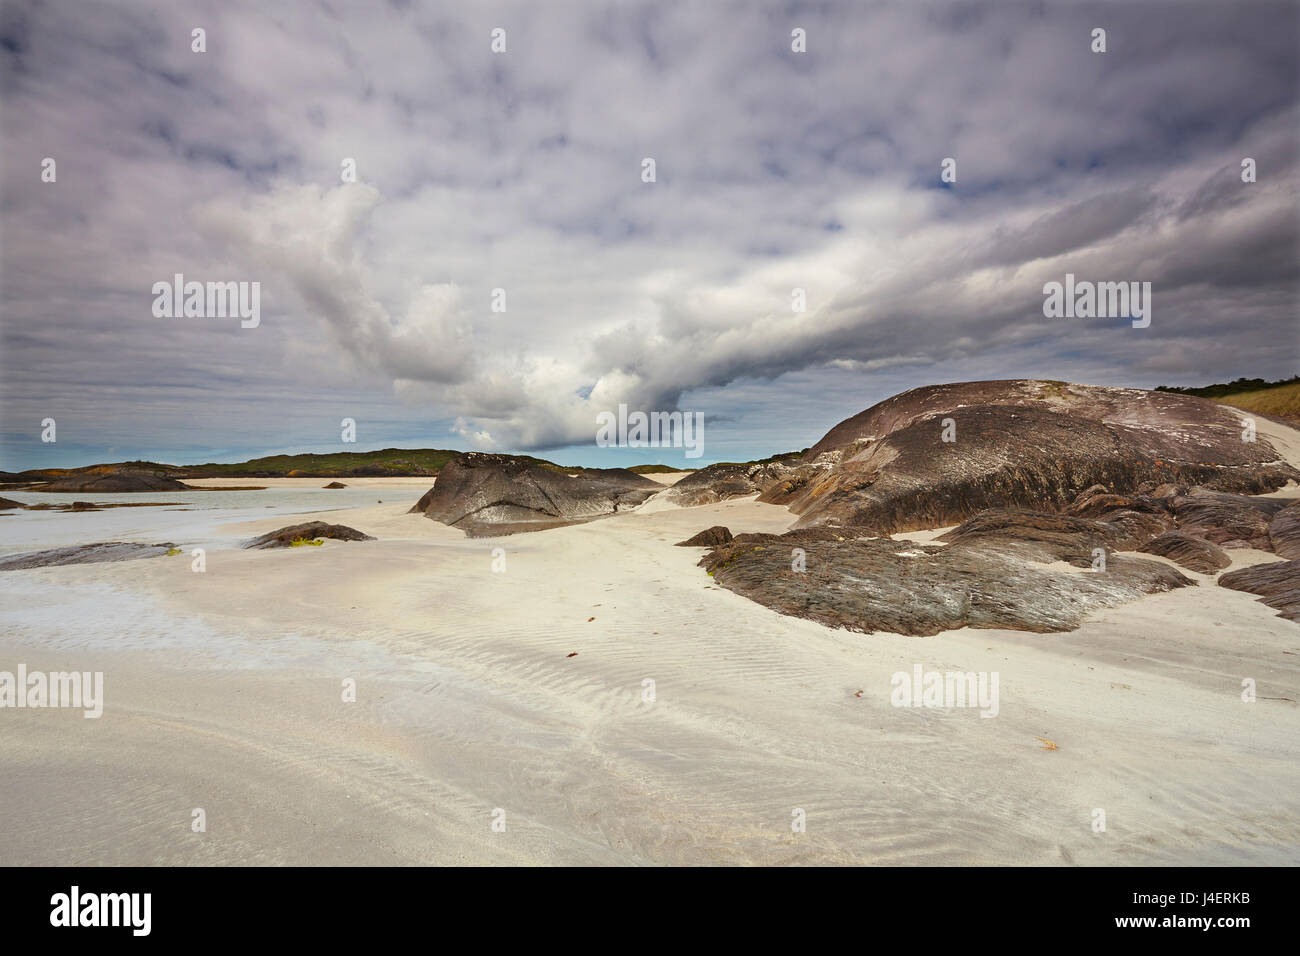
[{"xmin": 0, "ymin": 486, "xmax": 412, "ymax": 557}]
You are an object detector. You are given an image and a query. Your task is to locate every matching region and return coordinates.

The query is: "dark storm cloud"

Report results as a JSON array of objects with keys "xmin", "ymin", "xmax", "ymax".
[{"xmin": 0, "ymin": 0, "xmax": 1296, "ymax": 468}]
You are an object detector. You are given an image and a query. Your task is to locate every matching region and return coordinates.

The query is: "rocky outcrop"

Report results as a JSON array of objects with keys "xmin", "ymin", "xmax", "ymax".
[
  {"xmin": 676, "ymin": 526, "xmax": 734, "ymax": 547},
  {"xmin": 243, "ymin": 522, "xmax": 375, "ymax": 549},
  {"xmin": 1138, "ymin": 531, "xmax": 1232, "ymax": 573},
  {"xmin": 0, "ymin": 497, "xmax": 23, "ymax": 510},
  {"xmin": 0, "ymin": 541, "xmax": 178, "ymax": 570},
  {"xmin": 759, "ymin": 381, "xmax": 1298, "ymax": 534},
  {"xmin": 413, "ymin": 453, "xmax": 663, "ymax": 536},
  {"xmin": 661, "ymin": 460, "xmax": 797, "ymax": 507},
  {"xmin": 33, "ymin": 472, "xmax": 192, "ymax": 493},
  {"xmin": 323, "ymin": 481, "xmax": 347, "ymax": 489},
  {"xmin": 1167, "ymin": 491, "xmax": 1291, "ymax": 550},
  {"xmin": 408, "ymin": 484, "xmax": 437, "ymax": 514},
  {"xmin": 697, "ymin": 514, "xmax": 1194, "ymax": 635},
  {"xmin": 1269, "ymin": 502, "xmax": 1300, "ymax": 559},
  {"xmin": 1219, "ymin": 560, "xmax": 1300, "ymax": 622}
]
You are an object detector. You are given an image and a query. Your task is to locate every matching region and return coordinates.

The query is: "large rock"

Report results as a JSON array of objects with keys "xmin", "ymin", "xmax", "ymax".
[
  {"xmin": 34, "ymin": 472, "xmax": 192, "ymax": 493},
  {"xmin": 243, "ymin": 522, "xmax": 375, "ymax": 549},
  {"xmin": 1219, "ymin": 560, "xmax": 1300, "ymax": 623},
  {"xmin": 661, "ymin": 460, "xmax": 797, "ymax": 507},
  {"xmin": 412, "ymin": 453, "xmax": 663, "ymax": 536},
  {"xmin": 0, "ymin": 497, "xmax": 23, "ymax": 510},
  {"xmin": 697, "ymin": 515, "xmax": 1194, "ymax": 636},
  {"xmin": 1168, "ymin": 491, "xmax": 1292, "ymax": 550},
  {"xmin": 408, "ymin": 484, "xmax": 437, "ymax": 514},
  {"xmin": 676, "ymin": 526, "xmax": 734, "ymax": 547},
  {"xmin": 1267, "ymin": 501, "xmax": 1300, "ymax": 559},
  {"xmin": 1138, "ymin": 531, "xmax": 1232, "ymax": 574},
  {"xmin": 0, "ymin": 541, "xmax": 178, "ymax": 570},
  {"xmin": 760, "ymin": 381, "xmax": 1299, "ymax": 534}
]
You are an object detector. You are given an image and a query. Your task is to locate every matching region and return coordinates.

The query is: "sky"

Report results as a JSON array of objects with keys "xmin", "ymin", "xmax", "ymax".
[{"xmin": 1, "ymin": 0, "xmax": 1297, "ymax": 471}]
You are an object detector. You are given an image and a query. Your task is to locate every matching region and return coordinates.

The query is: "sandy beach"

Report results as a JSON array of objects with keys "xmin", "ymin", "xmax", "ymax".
[{"xmin": 3, "ymin": 421, "xmax": 1299, "ymax": 866}]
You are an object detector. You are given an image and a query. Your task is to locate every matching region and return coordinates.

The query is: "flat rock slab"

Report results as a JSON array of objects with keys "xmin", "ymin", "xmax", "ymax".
[
  {"xmin": 243, "ymin": 522, "xmax": 375, "ymax": 549},
  {"xmin": 0, "ymin": 541, "xmax": 179, "ymax": 570},
  {"xmin": 33, "ymin": 473, "xmax": 193, "ymax": 493},
  {"xmin": 1218, "ymin": 560, "xmax": 1300, "ymax": 623},
  {"xmin": 699, "ymin": 515, "xmax": 1194, "ymax": 635}
]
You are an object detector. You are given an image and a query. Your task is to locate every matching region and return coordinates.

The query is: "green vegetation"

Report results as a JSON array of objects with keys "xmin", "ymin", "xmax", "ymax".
[
  {"xmin": 16, "ymin": 444, "xmax": 811, "ymax": 481},
  {"xmin": 1156, "ymin": 376, "xmax": 1300, "ymax": 423},
  {"xmin": 288, "ymin": 537, "xmax": 324, "ymax": 547},
  {"xmin": 180, "ymin": 448, "xmax": 463, "ymax": 477},
  {"xmin": 704, "ymin": 449, "xmax": 808, "ymax": 468},
  {"xmin": 165, "ymin": 547, "xmax": 183, "ymax": 556},
  {"xmin": 628, "ymin": 464, "xmax": 691, "ymax": 474}
]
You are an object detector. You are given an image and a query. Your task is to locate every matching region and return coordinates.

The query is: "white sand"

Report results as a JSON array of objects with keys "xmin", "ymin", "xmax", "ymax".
[{"xmin": 1, "ymin": 453, "xmax": 1298, "ymax": 865}]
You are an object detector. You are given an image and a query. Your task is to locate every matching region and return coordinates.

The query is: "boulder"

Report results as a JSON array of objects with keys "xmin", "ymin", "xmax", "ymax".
[
  {"xmin": 243, "ymin": 522, "xmax": 375, "ymax": 549},
  {"xmin": 1219, "ymin": 560, "xmax": 1300, "ymax": 623},
  {"xmin": 408, "ymin": 484, "xmax": 436, "ymax": 514},
  {"xmin": 412, "ymin": 453, "xmax": 662, "ymax": 536},
  {"xmin": 759, "ymin": 381, "xmax": 1299, "ymax": 534},
  {"xmin": 1137, "ymin": 531, "xmax": 1232, "ymax": 573},
  {"xmin": 1169, "ymin": 491, "xmax": 1291, "ymax": 550},
  {"xmin": 1268, "ymin": 501, "xmax": 1300, "ymax": 559},
  {"xmin": 661, "ymin": 461, "xmax": 797, "ymax": 507},
  {"xmin": 676, "ymin": 526, "xmax": 734, "ymax": 547}
]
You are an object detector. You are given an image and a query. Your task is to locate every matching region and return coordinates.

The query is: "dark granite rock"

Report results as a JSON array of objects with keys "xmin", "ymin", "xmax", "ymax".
[
  {"xmin": 1169, "ymin": 491, "xmax": 1292, "ymax": 550},
  {"xmin": 1138, "ymin": 531, "xmax": 1232, "ymax": 573},
  {"xmin": 676, "ymin": 526, "xmax": 734, "ymax": 547},
  {"xmin": 413, "ymin": 453, "xmax": 662, "ymax": 536},
  {"xmin": 323, "ymin": 481, "xmax": 348, "ymax": 489},
  {"xmin": 759, "ymin": 381, "xmax": 1299, "ymax": 534},
  {"xmin": 0, "ymin": 541, "xmax": 178, "ymax": 570},
  {"xmin": 697, "ymin": 516, "xmax": 1194, "ymax": 635},
  {"xmin": 243, "ymin": 521, "xmax": 375, "ymax": 549},
  {"xmin": 662, "ymin": 461, "xmax": 796, "ymax": 507},
  {"xmin": 0, "ymin": 497, "xmax": 23, "ymax": 510},
  {"xmin": 408, "ymin": 485, "xmax": 436, "ymax": 514},
  {"xmin": 1268, "ymin": 501, "xmax": 1300, "ymax": 559},
  {"xmin": 34, "ymin": 472, "xmax": 192, "ymax": 493},
  {"xmin": 1219, "ymin": 560, "xmax": 1300, "ymax": 623}
]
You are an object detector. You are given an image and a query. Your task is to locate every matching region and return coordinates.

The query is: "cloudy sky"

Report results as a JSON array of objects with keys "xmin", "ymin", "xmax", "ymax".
[{"xmin": 1, "ymin": 0, "xmax": 1296, "ymax": 471}]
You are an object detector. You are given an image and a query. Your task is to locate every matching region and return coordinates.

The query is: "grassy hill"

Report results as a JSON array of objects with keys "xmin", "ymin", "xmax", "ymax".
[
  {"xmin": 1156, "ymin": 376, "xmax": 1300, "ymax": 424},
  {"xmin": 3, "ymin": 447, "xmax": 708, "ymax": 481}
]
